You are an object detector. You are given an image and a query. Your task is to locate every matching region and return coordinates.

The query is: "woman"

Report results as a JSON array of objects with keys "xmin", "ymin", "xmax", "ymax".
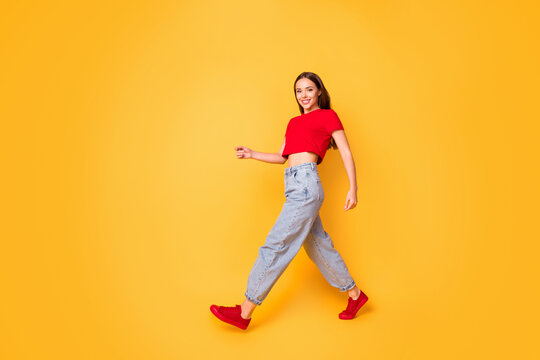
[{"xmin": 210, "ymin": 72, "xmax": 368, "ymax": 330}]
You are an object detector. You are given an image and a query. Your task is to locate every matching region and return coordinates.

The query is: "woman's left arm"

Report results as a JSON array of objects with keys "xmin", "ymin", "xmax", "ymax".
[{"xmin": 331, "ymin": 130, "xmax": 358, "ymax": 211}]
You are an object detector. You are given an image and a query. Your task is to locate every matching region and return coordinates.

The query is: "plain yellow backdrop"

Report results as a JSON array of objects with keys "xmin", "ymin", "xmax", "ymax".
[{"xmin": 1, "ymin": 0, "xmax": 539, "ymax": 359}]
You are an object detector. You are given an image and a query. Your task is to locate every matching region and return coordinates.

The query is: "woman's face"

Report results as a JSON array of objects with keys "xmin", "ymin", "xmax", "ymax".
[{"xmin": 295, "ymin": 78, "xmax": 321, "ymax": 112}]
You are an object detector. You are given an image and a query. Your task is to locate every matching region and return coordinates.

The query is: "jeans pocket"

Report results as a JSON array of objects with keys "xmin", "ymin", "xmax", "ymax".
[
  {"xmin": 292, "ymin": 170, "xmax": 303, "ymax": 186},
  {"xmin": 306, "ymin": 171, "xmax": 323, "ymax": 202}
]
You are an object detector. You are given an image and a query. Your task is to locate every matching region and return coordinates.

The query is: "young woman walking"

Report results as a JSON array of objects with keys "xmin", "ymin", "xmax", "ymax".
[{"xmin": 210, "ymin": 72, "xmax": 368, "ymax": 330}]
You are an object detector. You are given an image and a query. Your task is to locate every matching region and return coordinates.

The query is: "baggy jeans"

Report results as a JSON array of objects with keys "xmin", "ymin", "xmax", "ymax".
[{"xmin": 244, "ymin": 161, "xmax": 356, "ymax": 305}]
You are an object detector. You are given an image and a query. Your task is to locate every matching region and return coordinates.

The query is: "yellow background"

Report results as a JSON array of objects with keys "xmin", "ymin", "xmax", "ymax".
[{"xmin": 1, "ymin": 0, "xmax": 539, "ymax": 359}]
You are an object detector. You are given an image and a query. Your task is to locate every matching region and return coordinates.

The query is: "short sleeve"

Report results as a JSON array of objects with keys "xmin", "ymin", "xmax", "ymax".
[
  {"xmin": 284, "ymin": 118, "xmax": 293, "ymax": 138},
  {"xmin": 326, "ymin": 109, "xmax": 344, "ymax": 134}
]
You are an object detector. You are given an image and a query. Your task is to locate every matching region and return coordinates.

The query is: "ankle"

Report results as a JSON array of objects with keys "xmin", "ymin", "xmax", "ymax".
[
  {"xmin": 240, "ymin": 305, "xmax": 253, "ymax": 319},
  {"xmin": 240, "ymin": 308, "xmax": 252, "ymax": 319},
  {"xmin": 241, "ymin": 300, "xmax": 257, "ymax": 317},
  {"xmin": 348, "ymin": 287, "xmax": 361, "ymax": 300}
]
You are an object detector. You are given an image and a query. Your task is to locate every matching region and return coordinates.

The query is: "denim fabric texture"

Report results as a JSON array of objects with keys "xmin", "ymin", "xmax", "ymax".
[{"xmin": 244, "ymin": 162, "xmax": 356, "ymax": 305}]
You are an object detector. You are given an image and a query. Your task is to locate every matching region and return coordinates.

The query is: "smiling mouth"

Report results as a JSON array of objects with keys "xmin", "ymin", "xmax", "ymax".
[{"xmin": 301, "ymin": 99, "xmax": 310, "ymax": 104}]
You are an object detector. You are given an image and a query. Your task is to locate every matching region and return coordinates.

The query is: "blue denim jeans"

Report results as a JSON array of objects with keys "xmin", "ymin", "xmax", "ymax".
[{"xmin": 244, "ymin": 162, "xmax": 356, "ymax": 305}]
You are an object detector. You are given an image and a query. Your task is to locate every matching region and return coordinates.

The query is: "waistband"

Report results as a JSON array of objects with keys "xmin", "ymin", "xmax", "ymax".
[{"xmin": 284, "ymin": 162, "xmax": 317, "ymax": 175}]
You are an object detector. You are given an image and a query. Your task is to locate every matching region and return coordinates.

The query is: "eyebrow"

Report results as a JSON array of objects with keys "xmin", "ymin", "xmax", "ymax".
[{"xmin": 296, "ymin": 86, "xmax": 314, "ymax": 90}]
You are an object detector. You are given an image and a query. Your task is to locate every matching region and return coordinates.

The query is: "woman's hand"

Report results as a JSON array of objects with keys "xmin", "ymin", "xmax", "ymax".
[
  {"xmin": 344, "ymin": 188, "xmax": 358, "ymax": 211},
  {"xmin": 235, "ymin": 146, "xmax": 253, "ymax": 159}
]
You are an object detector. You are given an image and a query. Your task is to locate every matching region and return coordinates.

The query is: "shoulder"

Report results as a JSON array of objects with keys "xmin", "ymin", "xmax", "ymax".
[
  {"xmin": 289, "ymin": 113, "xmax": 302, "ymax": 121},
  {"xmin": 321, "ymin": 108, "xmax": 338, "ymax": 116},
  {"xmin": 322, "ymin": 108, "xmax": 340, "ymax": 119}
]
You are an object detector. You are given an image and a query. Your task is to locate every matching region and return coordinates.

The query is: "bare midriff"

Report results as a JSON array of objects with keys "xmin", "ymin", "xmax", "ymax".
[{"xmin": 286, "ymin": 151, "xmax": 319, "ymax": 168}]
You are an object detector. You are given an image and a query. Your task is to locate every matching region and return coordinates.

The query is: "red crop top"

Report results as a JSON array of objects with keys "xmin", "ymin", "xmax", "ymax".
[{"xmin": 281, "ymin": 108, "xmax": 344, "ymax": 165}]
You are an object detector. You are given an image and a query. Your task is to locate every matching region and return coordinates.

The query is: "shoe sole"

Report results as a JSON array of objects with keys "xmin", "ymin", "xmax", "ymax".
[
  {"xmin": 210, "ymin": 305, "xmax": 249, "ymax": 330},
  {"xmin": 339, "ymin": 293, "xmax": 368, "ymax": 320}
]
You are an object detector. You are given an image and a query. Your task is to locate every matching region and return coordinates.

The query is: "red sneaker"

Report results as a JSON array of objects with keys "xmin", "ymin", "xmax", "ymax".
[
  {"xmin": 339, "ymin": 291, "xmax": 368, "ymax": 320},
  {"xmin": 210, "ymin": 304, "xmax": 251, "ymax": 330}
]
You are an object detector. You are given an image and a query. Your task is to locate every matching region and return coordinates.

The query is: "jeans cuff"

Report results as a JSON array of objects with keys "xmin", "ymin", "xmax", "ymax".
[
  {"xmin": 340, "ymin": 280, "xmax": 356, "ymax": 292},
  {"xmin": 244, "ymin": 292, "xmax": 262, "ymax": 305}
]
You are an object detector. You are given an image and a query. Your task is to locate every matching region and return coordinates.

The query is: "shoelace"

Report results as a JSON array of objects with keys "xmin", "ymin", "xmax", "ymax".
[{"xmin": 220, "ymin": 305, "xmax": 241, "ymax": 315}]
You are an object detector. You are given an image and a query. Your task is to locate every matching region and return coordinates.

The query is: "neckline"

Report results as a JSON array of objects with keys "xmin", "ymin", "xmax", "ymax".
[{"xmin": 301, "ymin": 108, "xmax": 323, "ymax": 116}]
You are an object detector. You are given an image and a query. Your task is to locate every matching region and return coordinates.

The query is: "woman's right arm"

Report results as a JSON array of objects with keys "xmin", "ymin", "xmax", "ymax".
[{"xmin": 235, "ymin": 137, "xmax": 287, "ymax": 164}]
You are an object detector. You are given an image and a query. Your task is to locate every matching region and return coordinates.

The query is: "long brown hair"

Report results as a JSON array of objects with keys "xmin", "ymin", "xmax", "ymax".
[{"xmin": 294, "ymin": 72, "xmax": 338, "ymax": 150}]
